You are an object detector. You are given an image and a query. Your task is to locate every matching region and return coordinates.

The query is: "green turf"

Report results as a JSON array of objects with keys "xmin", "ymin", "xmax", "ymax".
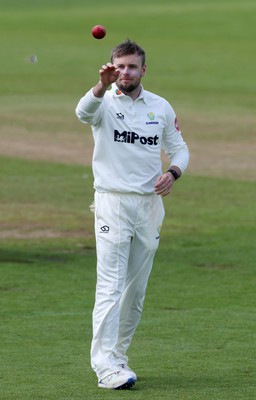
[
  {"xmin": 0, "ymin": 0, "xmax": 256, "ymax": 398},
  {"xmin": 0, "ymin": 156, "xmax": 94, "ymax": 238},
  {"xmin": 1, "ymin": 157, "xmax": 255, "ymax": 399}
]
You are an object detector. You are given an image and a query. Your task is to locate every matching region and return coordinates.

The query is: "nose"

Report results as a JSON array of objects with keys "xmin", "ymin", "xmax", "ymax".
[{"xmin": 122, "ymin": 66, "xmax": 130, "ymax": 75}]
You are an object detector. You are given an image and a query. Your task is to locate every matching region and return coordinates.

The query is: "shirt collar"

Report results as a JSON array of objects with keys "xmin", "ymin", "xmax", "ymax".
[{"xmin": 112, "ymin": 83, "xmax": 148, "ymax": 104}]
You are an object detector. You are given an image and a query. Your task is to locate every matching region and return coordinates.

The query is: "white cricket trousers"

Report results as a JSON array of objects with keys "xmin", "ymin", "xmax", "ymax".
[{"xmin": 91, "ymin": 191, "xmax": 165, "ymax": 380}]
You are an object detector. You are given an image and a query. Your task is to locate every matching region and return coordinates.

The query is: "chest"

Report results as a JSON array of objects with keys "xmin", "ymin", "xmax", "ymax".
[{"xmin": 105, "ymin": 98, "xmax": 166, "ymax": 137}]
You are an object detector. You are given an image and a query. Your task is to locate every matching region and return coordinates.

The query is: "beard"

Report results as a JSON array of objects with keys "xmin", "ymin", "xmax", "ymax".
[{"xmin": 116, "ymin": 81, "xmax": 140, "ymax": 94}]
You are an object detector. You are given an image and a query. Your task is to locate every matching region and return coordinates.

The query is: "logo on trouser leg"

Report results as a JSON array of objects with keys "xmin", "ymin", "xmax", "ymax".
[
  {"xmin": 156, "ymin": 225, "xmax": 162, "ymax": 240},
  {"xmin": 100, "ymin": 225, "xmax": 110, "ymax": 233}
]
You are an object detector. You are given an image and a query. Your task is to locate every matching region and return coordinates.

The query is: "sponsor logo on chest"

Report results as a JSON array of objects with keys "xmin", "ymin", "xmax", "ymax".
[{"xmin": 114, "ymin": 130, "xmax": 159, "ymax": 146}]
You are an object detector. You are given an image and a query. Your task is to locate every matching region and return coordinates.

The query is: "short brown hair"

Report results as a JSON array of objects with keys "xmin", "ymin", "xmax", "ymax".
[{"xmin": 110, "ymin": 39, "xmax": 146, "ymax": 66}]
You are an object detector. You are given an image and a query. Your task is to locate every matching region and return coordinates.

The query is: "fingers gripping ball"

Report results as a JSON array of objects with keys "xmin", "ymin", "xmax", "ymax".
[{"xmin": 91, "ymin": 25, "xmax": 106, "ymax": 39}]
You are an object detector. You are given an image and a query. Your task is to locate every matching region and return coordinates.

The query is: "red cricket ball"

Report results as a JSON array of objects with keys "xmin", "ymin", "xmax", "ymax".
[{"xmin": 91, "ymin": 25, "xmax": 106, "ymax": 39}]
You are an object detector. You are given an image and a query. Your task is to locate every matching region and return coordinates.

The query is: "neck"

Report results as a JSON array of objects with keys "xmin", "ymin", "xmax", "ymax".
[{"xmin": 120, "ymin": 85, "xmax": 142, "ymax": 101}]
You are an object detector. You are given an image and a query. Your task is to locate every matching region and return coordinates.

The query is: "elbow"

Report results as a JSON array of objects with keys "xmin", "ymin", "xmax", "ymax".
[
  {"xmin": 75, "ymin": 106, "xmax": 87, "ymax": 123},
  {"xmin": 75, "ymin": 104, "xmax": 82, "ymax": 119}
]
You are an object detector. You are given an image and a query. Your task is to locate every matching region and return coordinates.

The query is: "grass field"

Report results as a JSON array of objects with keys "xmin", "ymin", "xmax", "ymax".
[{"xmin": 0, "ymin": 0, "xmax": 256, "ymax": 399}]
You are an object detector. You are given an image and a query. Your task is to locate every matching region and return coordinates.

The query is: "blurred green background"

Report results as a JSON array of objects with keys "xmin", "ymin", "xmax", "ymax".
[{"xmin": 0, "ymin": 1, "xmax": 255, "ymax": 399}]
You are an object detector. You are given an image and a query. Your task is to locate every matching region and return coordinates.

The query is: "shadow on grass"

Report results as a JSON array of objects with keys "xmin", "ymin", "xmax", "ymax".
[
  {"xmin": 0, "ymin": 247, "xmax": 95, "ymax": 265},
  {"xmin": 135, "ymin": 372, "xmax": 237, "ymax": 392}
]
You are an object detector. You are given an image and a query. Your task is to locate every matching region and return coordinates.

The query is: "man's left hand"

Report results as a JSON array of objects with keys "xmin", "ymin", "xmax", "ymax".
[{"xmin": 154, "ymin": 173, "xmax": 175, "ymax": 197}]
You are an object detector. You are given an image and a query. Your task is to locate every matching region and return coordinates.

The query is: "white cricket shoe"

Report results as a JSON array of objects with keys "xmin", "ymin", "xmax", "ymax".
[
  {"xmin": 98, "ymin": 370, "xmax": 135, "ymax": 390},
  {"xmin": 118, "ymin": 364, "xmax": 137, "ymax": 381}
]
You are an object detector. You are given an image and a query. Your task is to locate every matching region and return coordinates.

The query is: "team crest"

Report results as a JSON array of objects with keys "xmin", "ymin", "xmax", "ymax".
[{"xmin": 147, "ymin": 112, "xmax": 155, "ymax": 121}]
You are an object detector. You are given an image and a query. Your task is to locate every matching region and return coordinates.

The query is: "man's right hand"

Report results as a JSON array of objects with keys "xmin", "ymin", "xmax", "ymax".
[{"xmin": 93, "ymin": 63, "xmax": 120, "ymax": 97}]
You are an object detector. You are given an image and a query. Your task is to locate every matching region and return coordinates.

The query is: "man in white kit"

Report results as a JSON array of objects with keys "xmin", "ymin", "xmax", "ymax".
[{"xmin": 75, "ymin": 39, "xmax": 189, "ymax": 390}]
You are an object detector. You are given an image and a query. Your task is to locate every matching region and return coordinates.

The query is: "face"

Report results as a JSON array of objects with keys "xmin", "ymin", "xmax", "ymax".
[{"xmin": 113, "ymin": 54, "xmax": 146, "ymax": 94}]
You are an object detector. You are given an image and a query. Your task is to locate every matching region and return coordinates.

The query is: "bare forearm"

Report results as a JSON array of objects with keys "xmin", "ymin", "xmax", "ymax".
[{"xmin": 92, "ymin": 81, "xmax": 109, "ymax": 98}]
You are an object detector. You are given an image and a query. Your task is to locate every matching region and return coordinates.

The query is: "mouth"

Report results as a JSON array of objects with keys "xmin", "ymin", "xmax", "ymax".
[
  {"xmin": 120, "ymin": 78, "xmax": 132, "ymax": 82},
  {"xmin": 120, "ymin": 81, "xmax": 133, "ymax": 87}
]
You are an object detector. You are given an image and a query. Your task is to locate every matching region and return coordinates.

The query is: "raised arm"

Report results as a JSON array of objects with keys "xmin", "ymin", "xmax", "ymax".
[{"xmin": 93, "ymin": 63, "xmax": 120, "ymax": 97}]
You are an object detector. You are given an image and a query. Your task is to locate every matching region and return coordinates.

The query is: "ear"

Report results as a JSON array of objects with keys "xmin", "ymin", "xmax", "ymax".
[{"xmin": 141, "ymin": 64, "xmax": 146, "ymax": 77}]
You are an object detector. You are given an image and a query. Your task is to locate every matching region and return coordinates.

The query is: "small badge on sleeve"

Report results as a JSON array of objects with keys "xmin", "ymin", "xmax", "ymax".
[{"xmin": 174, "ymin": 116, "xmax": 180, "ymax": 132}]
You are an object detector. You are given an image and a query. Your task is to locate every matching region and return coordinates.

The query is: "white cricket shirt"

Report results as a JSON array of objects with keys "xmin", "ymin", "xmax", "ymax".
[{"xmin": 76, "ymin": 84, "xmax": 189, "ymax": 194}]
